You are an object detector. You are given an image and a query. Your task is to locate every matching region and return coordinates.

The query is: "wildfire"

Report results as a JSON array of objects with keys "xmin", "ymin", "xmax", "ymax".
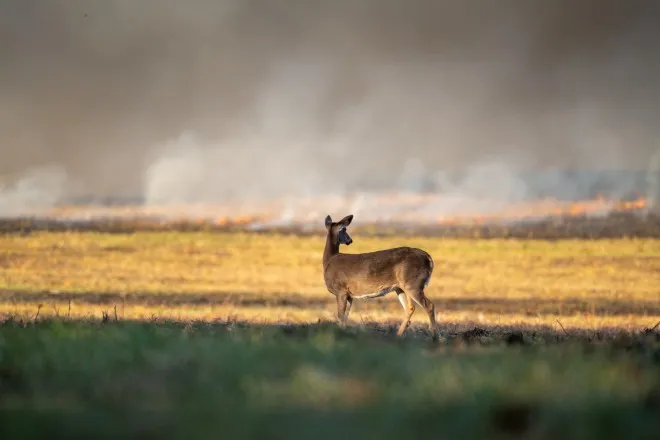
[
  {"xmin": 29, "ymin": 193, "xmax": 650, "ymax": 230},
  {"xmin": 432, "ymin": 197, "xmax": 648, "ymax": 226}
]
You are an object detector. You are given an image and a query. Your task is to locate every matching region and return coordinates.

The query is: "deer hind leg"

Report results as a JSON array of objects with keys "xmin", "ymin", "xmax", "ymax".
[
  {"xmin": 396, "ymin": 288, "xmax": 415, "ymax": 337},
  {"xmin": 406, "ymin": 288, "xmax": 438, "ymax": 342}
]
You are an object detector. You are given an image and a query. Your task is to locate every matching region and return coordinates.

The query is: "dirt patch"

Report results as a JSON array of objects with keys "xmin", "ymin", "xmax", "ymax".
[
  {"xmin": 491, "ymin": 402, "xmax": 536, "ymax": 436},
  {"xmin": 0, "ymin": 253, "xmax": 27, "ymax": 268},
  {"xmin": 100, "ymin": 245, "xmax": 136, "ymax": 253}
]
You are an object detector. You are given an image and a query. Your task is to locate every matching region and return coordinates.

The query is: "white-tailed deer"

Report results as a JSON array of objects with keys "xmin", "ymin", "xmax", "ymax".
[{"xmin": 322, "ymin": 214, "xmax": 438, "ymax": 342}]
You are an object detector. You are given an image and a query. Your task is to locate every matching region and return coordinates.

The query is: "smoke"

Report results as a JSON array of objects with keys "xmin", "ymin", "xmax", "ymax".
[
  {"xmin": 2, "ymin": 0, "xmax": 660, "ymax": 221},
  {"xmin": 0, "ymin": 165, "xmax": 67, "ymax": 216}
]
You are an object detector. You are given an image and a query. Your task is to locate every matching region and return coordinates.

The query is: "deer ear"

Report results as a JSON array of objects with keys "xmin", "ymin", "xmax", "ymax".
[
  {"xmin": 339, "ymin": 214, "xmax": 353, "ymax": 226},
  {"xmin": 325, "ymin": 215, "xmax": 332, "ymax": 228}
]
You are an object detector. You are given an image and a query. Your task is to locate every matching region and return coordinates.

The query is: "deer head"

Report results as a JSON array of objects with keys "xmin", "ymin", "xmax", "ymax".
[{"xmin": 324, "ymin": 214, "xmax": 353, "ymax": 246}]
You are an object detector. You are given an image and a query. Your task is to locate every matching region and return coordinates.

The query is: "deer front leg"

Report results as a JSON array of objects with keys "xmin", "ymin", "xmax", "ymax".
[
  {"xmin": 344, "ymin": 296, "xmax": 353, "ymax": 324},
  {"xmin": 336, "ymin": 292, "xmax": 349, "ymax": 328}
]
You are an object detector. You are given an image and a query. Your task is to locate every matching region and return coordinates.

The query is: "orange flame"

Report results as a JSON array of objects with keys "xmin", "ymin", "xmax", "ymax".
[{"xmin": 29, "ymin": 194, "xmax": 651, "ymax": 229}]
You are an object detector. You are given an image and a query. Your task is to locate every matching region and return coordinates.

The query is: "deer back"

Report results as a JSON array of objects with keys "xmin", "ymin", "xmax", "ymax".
[{"xmin": 324, "ymin": 246, "xmax": 433, "ymax": 295}]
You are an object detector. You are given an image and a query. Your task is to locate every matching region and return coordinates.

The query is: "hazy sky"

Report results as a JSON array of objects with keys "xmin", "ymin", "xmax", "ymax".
[{"xmin": 2, "ymin": 0, "xmax": 660, "ymax": 207}]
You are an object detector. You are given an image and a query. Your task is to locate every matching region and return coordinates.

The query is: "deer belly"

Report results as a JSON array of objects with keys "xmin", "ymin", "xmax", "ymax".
[{"xmin": 351, "ymin": 286, "xmax": 398, "ymax": 300}]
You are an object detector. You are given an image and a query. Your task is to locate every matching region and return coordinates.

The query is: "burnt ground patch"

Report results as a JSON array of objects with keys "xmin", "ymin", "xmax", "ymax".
[{"xmin": 2, "ymin": 211, "xmax": 660, "ymax": 239}]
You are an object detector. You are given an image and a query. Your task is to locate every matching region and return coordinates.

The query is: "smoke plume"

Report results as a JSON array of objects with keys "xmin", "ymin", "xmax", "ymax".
[{"xmin": 2, "ymin": 0, "xmax": 660, "ymax": 221}]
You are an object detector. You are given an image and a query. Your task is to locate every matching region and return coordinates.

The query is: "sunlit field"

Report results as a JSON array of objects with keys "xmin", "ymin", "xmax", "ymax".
[
  {"xmin": 1, "ymin": 230, "xmax": 659, "ymax": 439},
  {"xmin": 2, "ymin": 231, "xmax": 658, "ymax": 329}
]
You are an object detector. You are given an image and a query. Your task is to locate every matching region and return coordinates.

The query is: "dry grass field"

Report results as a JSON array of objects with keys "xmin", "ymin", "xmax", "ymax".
[
  {"xmin": 1, "ymin": 231, "xmax": 658, "ymax": 329},
  {"xmin": 1, "ymin": 229, "xmax": 659, "ymax": 439}
]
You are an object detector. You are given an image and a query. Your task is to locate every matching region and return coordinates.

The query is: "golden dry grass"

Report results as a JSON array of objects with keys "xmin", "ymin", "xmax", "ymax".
[{"xmin": 1, "ymin": 231, "xmax": 659, "ymax": 332}]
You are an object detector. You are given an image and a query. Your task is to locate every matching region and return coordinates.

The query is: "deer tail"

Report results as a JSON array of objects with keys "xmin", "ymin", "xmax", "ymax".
[{"xmin": 424, "ymin": 253, "xmax": 434, "ymax": 288}]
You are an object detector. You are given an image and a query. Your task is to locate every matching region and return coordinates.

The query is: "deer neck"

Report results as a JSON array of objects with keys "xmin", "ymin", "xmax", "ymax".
[{"xmin": 323, "ymin": 230, "xmax": 340, "ymax": 271}]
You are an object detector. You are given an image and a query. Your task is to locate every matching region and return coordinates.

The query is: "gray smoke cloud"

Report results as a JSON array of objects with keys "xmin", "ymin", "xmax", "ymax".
[{"xmin": 2, "ymin": 0, "xmax": 660, "ymax": 219}]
